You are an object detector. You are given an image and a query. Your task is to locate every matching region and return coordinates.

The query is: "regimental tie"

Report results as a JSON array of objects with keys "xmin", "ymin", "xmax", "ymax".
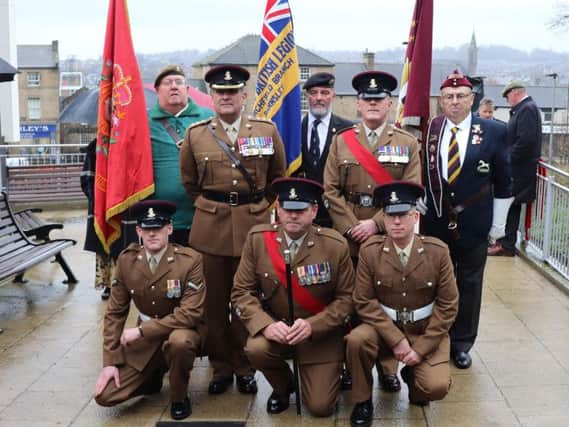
[
  {"xmin": 149, "ymin": 256, "xmax": 158, "ymax": 274},
  {"xmin": 399, "ymin": 251, "xmax": 408, "ymax": 267},
  {"xmin": 368, "ymin": 130, "xmax": 378, "ymax": 147},
  {"xmin": 447, "ymin": 126, "xmax": 461, "ymax": 184},
  {"xmin": 289, "ymin": 241, "xmax": 299, "ymax": 261},
  {"xmin": 309, "ymin": 119, "xmax": 321, "ymax": 166}
]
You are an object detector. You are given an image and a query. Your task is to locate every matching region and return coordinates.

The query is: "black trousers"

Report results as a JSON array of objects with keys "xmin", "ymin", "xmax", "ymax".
[
  {"xmin": 448, "ymin": 241, "xmax": 488, "ymax": 354},
  {"xmin": 499, "ymin": 203, "xmax": 521, "ymax": 252}
]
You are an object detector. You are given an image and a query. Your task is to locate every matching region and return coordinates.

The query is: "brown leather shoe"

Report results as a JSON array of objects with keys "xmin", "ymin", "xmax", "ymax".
[{"xmin": 488, "ymin": 243, "xmax": 515, "ymax": 257}]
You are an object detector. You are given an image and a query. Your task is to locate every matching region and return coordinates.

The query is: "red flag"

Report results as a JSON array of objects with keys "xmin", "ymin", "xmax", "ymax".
[
  {"xmin": 95, "ymin": 0, "xmax": 154, "ymax": 253},
  {"xmin": 395, "ymin": 0, "xmax": 433, "ymax": 145}
]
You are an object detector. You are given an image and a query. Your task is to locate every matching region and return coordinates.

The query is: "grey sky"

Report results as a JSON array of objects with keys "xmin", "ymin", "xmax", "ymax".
[{"xmin": 13, "ymin": 0, "xmax": 569, "ymax": 59}]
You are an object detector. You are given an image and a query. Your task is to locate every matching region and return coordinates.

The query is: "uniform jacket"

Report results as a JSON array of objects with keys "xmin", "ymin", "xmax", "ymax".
[
  {"xmin": 354, "ymin": 234, "xmax": 458, "ymax": 364},
  {"xmin": 102, "ymin": 243, "xmax": 206, "ymax": 371},
  {"xmin": 148, "ymin": 101, "xmax": 213, "ymax": 230},
  {"xmin": 231, "ymin": 223, "xmax": 354, "ymax": 365},
  {"xmin": 423, "ymin": 114, "xmax": 512, "ymax": 249},
  {"xmin": 506, "ymin": 96, "xmax": 542, "ymax": 203},
  {"xmin": 179, "ymin": 115, "xmax": 286, "ymax": 257},
  {"xmin": 299, "ymin": 113, "xmax": 353, "ymax": 183},
  {"xmin": 323, "ymin": 122, "xmax": 421, "ymax": 254}
]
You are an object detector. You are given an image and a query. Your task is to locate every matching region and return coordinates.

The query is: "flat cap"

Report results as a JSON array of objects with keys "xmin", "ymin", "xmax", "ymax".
[
  {"xmin": 154, "ymin": 64, "xmax": 185, "ymax": 88},
  {"xmin": 352, "ymin": 71, "xmax": 398, "ymax": 99},
  {"xmin": 205, "ymin": 65, "xmax": 249, "ymax": 90},
  {"xmin": 501, "ymin": 80, "xmax": 525, "ymax": 97},
  {"xmin": 303, "ymin": 72, "xmax": 335, "ymax": 90}
]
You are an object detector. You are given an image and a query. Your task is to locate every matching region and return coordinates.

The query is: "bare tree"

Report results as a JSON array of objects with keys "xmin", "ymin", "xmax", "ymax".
[{"xmin": 549, "ymin": 1, "xmax": 569, "ymax": 30}]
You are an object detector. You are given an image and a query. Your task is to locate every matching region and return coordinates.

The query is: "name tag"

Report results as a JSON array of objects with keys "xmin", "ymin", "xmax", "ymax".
[
  {"xmin": 377, "ymin": 146, "xmax": 409, "ymax": 164},
  {"xmin": 166, "ymin": 279, "xmax": 182, "ymax": 298},
  {"xmin": 237, "ymin": 137, "xmax": 274, "ymax": 156},
  {"xmin": 296, "ymin": 262, "xmax": 331, "ymax": 286}
]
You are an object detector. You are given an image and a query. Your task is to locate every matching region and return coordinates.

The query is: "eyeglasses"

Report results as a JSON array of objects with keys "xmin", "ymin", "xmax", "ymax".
[
  {"xmin": 441, "ymin": 93, "xmax": 472, "ymax": 102},
  {"xmin": 160, "ymin": 78, "xmax": 186, "ymax": 87}
]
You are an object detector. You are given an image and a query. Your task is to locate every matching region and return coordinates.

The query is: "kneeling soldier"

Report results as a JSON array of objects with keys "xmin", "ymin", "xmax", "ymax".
[
  {"xmin": 347, "ymin": 182, "xmax": 459, "ymax": 427},
  {"xmin": 94, "ymin": 200, "xmax": 206, "ymax": 421},
  {"xmin": 232, "ymin": 177, "xmax": 354, "ymax": 416}
]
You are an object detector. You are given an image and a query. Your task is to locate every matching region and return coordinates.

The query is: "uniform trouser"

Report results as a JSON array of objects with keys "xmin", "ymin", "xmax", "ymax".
[
  {"xmin": 245, "ymin": 335, "xmax": 342, "ymax": 417},
  {"xmin": 449, "ymin": 241, "xmax": 488, "ymax": 354},
  {"xmin": 499, "ymin": 202, "xmax": 522, "ymax": 252},
  {"xmin": 95, "ymin": 329, "xmax": 200, "ymax": 406},
  {"xmin": 203, "ymin": 253, "xmax": 253, "ymax": 379},
  {"xmin": 346, "ymin": 324, "xmax": 451, "ymax": 403}
]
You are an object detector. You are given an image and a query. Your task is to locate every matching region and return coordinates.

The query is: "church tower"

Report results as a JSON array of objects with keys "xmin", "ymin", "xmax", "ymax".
[{"xmin": 467, "ymin": 30, "xmax": 478, "ymax": 75}]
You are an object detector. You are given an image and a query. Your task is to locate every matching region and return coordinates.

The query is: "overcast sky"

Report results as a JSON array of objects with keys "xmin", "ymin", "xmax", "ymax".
[{"xmin": 12, "ymin": 0, "xmax": 569, "ymax": 59}]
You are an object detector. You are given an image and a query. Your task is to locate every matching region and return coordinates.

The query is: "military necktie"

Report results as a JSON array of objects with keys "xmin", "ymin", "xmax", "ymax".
[
  {"xmin": 447, "ymin": 126, "xmax": 461, "ymax": 184},
  {"xmin": 149, "ymin": 256, "xmax": 158, "ymax": 273},
  {"xmin": 368, "ymin": 130, "xmax": 378, "ymax": 146},
  {"xmin": 289, "ymin": 241, "xmax": 299, "ymax": 261},
  {"xmin": 308, "ymin": 119, "xmax": 321, "ymax": 166},
  {"xmin": 399, "ymin": 251, "xmax": 408, "ymax": 267}
]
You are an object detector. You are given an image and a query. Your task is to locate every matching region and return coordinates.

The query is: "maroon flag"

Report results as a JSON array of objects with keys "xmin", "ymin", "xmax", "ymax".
[{"xmin": 395, "ymin": 0, "xmax": 433, "ymax": 145}]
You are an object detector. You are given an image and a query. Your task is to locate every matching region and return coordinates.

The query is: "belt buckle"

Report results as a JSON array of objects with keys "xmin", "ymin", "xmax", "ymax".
[
  {"xmin": 229, "ymin": 192, "xmax": 239, "ymax": 206},
  {"xmin": 448, "ymin": 221, "xmax": 457, "ymax": 230},
  {"xmin": 360, "ymin": 195, "xmax": 373, "ymax": 207},
  {"xmin": 396, "ymin": 309, "xmax": 413, "ymax": 325}
]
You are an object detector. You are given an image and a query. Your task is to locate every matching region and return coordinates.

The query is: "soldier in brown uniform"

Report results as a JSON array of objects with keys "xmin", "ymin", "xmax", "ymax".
[
  {"xmin": 346, "ymin": 182, "xmax": 459, "ymax": 427},
  {"xmin": 232, "ymin": 178, "xmax": 354, "ymax": 416},
  {"xmin": 179, "ymin": 65, "xmax": 286, "ymax": 395},
  {"xmin": 323, "ymin": 70, "xmax": 421, "ymax": 393},
  {"xmin": 93, "ymin": 200, "xmax": 206, "ymax": 421}
]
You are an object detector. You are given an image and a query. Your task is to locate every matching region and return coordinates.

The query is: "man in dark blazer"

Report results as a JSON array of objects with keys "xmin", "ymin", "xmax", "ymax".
[
  {"xmin": 422, "ymin": 70, "xmax": 512, "ymax": 370},
  {"xmin": 488, "ymin": 81, "xmax": 542, "ymax": 257},
  {"xmin": 298, "ymin": 72, "xmax": 352, "ymax": 228}
]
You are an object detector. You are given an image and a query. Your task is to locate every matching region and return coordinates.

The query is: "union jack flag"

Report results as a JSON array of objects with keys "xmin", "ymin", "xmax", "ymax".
[{"xmin": 255, "ymin": 0, "xmax": 302, "ymax": 175}]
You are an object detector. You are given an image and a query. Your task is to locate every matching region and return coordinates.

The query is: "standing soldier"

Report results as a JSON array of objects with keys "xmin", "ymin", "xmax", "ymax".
[
  {"xmin": 347, "ymin": 182, "xmax": 458, "ymax": 427},
  {"xmin": 93, "ymin": 200, "xmax": 206, "ymax": 421},
  {"xmin": 179, "ymin": 65, "xmax": 286, "ymax": 395},
  {"xmin": 323, "ymin": 70, "xmax": 421, "ymax": 392},
  {"xmin": 232, "ymin": 177, "xmax": 354, "ymax": 416}
]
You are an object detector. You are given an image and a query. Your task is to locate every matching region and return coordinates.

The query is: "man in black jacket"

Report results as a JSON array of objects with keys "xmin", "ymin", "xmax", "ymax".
[
  {"xmin": 489, "ymin": 81, "xmax": 542, "ymax": 257},
  {"xmin": 298, "ymin": 72, "xmax": 352, "ymax": 228}
]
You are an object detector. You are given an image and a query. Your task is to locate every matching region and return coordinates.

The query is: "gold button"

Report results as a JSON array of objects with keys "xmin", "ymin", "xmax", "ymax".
[
  {"xmin": 402, "ymin": 292, "xmax": 406, "ymax": 297},
  {"xmin": 377, "ymin": 280, "xmax": 381, "ymax": 286},
  {"xmin": 152, "ymin": 301, "xmax": 156, "ymax": 305},
  {"xmin": 231, "ymin": 164, "xmax": 236, "ymax": 168},
  {"xmin": 151, "ymin": 286, "xmax": 155, "ymax": 290},
  {"xmin": 402, "ymin": 277, "xmax": 406, "ymax": 282},
  {"xmin": 367, "ymin": 184, "xmax": 372, "ymax": 189},
  {"xmin": 232, "ymin": 179, "xmax": 238, "ymax": 186}
]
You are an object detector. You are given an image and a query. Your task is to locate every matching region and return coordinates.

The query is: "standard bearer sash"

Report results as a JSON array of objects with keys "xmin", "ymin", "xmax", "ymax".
[{"xmin": 342, "ymin": 128, "xmax": 394, "ymax": 185}]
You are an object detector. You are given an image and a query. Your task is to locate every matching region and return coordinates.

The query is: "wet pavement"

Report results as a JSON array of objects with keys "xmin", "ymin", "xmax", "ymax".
[{"xmin": 1, "ymin": 209, "xmax": 569, "ymax": 426}]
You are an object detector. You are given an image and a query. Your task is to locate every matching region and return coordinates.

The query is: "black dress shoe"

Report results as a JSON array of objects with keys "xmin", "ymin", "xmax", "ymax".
[
  {"xmin": 267, "ymin": 390, "xmax": 291, "ymax": 414},
  {"xmin": 400, "ymin": 366, "xmax": 428, "ymax": 406},
  {"xmin": 207, "ymin": 376, "xmax": 233, "ymax": 394},
  {"xmin": 380, "ymin": 373, "xmax": 401, "ymax": 392},
  {"xmin": 350, "ymin": 399, "xmax": 373, "ymax": 427},
  {"xmin": 170, "ymin": 396, "xmax": 191, "ymax": 420},
  {"xmin": 453, "ymin": 351, "xmax": 472, "ymax": 369},
  {"xmin": 101, "ymin": 286, "xmax": 111, "ymax": 300},
  {"xmin": 340, "ymin": 367, "xmax": 353, "ymax": 390},
  {"xmin": 236, "ymin": 375, "xmax": 258, "ymax": 394}
]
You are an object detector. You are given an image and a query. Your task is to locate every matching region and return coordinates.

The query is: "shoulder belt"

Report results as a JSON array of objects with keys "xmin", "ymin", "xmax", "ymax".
[
  {"xmin": 159, "ymin": 118, "xmax": 184, "ymax": 145},
  {"xmin": 425, "ymin": 116, "xmax": 446, "ymax": 218},
  {"xmin": 207, "ymin": 124, "xmax": 258, "ymax": 192},
  {"xmin": 262, "ymin": 231, "xmax": 326, "ymax": 315},
  {"xmin": 342, "ymin": 128, "xmax": 393, "ymax": 185}
]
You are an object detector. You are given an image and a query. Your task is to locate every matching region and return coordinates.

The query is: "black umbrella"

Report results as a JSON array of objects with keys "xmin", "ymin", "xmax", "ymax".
[
  {"xmin": 0, "ymin": 57, "xmax": 18, "ymax": 82},
  {"xmin": 59, "ymin": 87, "xmax": 158, "ymax": 125}
]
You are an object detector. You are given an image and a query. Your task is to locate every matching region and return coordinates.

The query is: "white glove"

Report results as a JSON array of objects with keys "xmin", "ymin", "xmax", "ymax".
[
  {"xmin": 488, "ymin": 197, "xmax": 514, "ymax": 242},
  {"xmin": 416, "ymin": 196, "xmax": 428, "ymax": 215}
]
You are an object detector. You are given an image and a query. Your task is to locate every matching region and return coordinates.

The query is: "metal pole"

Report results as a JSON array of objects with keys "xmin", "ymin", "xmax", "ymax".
[{"xmin": 546, "ymin": 73, "xmax": 558, "ymax": 163}]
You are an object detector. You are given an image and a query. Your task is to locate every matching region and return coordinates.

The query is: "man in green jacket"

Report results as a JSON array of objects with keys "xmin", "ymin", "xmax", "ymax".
[{"xmin": 146, "ymin": 64, "xmax": 213, "ymax": 245}]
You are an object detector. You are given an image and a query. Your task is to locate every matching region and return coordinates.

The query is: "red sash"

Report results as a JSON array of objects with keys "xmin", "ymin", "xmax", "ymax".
[
  {"xmin": 262, "ymin": 231, "xmax": 326, "ymax": 315},
  {"xmin": 342, "ymin": 128, "xmax": 394, "ymax": 184}
]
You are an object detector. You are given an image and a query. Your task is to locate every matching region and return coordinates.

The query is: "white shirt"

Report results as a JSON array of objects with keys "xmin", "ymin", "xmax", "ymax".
[
  {"xmin": 440, "ymin": 114, "xmax": 472, "ymax": 180},
  {"xmin": 308, "ymin": 112, "xmax": 331, "ymax": 154}
]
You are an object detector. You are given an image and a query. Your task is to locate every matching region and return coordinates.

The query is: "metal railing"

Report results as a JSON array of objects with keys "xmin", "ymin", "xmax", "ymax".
[
  {"xmin": 524, "ymin": 161, "xmax": 569, "ymax": 280},
  {"xmin": 0, "ymin": 144, "xmax": 87, "ymax": 167}
]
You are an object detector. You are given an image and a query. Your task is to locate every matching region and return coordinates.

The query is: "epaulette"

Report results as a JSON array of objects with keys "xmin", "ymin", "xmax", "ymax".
[
  {"xmin": 418, "ymin": 235, "xmax": 449, "ymax": 249},
  {"xmin": 187, "ymin": 117, "xmax": 213, "ymax": 130},
  {"xmin": 247, "ymin": 115, "xmax": 274, "ymax": 123},
  {"xmin": 314, "ymin": 226, "xmax": 346, "ymax": 244},
  {"xmin": 249, "ymin": 223, "xmax": 276, "ymax": 234},
  {"xmin": 122, "ymin": 242, "xmax": 142, "ymax": 254},
  {"xmin": 390, "ymin": 125, "xmax": 415, "ymax": 139},
  {"xmin": 170, "ymin": 244, "xmax": 197, "ymax": 258},
  {"xmin": 336, "ymin": 124, "xmax": 357, "ymax": 135},
  {"xmin": 360, "ymin": 234, "xmax": 386, "ymax": 249}
]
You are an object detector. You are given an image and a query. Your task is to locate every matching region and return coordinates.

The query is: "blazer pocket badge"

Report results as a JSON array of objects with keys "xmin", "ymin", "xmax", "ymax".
[{"xmin": 477, "ymin": 160, "xmax": 490, "ymax": 174}]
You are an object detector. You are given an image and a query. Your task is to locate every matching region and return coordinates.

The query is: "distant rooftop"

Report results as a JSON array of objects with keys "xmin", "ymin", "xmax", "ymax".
[{"xmin": 17, "ymin": 41, "xmax": 59, "ymax": 69}]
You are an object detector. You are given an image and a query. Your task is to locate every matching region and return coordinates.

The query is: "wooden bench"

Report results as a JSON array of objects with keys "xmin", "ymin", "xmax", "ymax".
[
  {"xmin": 6, "ymin": 165, "xmax": 85, "ymax": 202},
  {"xmin": 13, "ymin": 208, "xmax": 64, "ymax": 241},
  {"xmin": 0, "ymin": 191, "xmax": 78, "ymax": 285}
]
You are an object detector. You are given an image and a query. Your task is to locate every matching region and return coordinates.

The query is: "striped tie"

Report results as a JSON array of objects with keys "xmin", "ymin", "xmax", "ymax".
[{"xmin": 447, "ymin": 126, "xmax": 461, "ymax": 184}]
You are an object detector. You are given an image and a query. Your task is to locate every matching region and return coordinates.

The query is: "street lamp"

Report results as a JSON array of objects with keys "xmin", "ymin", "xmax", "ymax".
[{"xmin": 546, "ymin": 72, "xmax": 558, "ymax": 163}]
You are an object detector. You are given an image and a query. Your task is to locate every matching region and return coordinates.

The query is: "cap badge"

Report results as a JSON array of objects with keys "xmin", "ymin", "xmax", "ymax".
[
  {"xmin": 289, "ymin": 188, "xmax": 298, "ymax": 200},
  {"xmin": 369, "ymin": 78, "xmax": 378, "ymax": 89},
  {"xmin": 390, "ymin": 191, "xmax": 400, "ymax": 203},
  {"xmin": 147, "ymin": 208, "xmax": 156, "ymax": 218},
  {"xmin": 224, "ymin": 71, "xmax": 232, "ymax": 81}
]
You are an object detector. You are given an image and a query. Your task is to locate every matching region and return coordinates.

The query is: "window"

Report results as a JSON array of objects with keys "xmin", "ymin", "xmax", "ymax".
[
  {"xmin": 27, "ymin": 72, "xmax": 40, "ymax": 87},
  {"xmin": 543, "ymin": 109, "xmax": 555, "ymax": 124},
  {"xmin": 28, "ymin": 98, "xmax": 41, "ymax": 120},
  {"xmin": 300, "ymin": 66, "xmax": 310, "ymax": 81},
  {"xmin": 301, "ymin": 93, "xmax": 308, "ymax": 114}
]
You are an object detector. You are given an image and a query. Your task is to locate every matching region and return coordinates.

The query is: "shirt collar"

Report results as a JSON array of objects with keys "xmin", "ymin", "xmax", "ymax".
[
  {"xmin": 145, "ymin": 246, "xmax": 168, "ymax": 265},
  {"xmin": 363, "ymin": 122, "xmax": 387, "ymax": 139},
  {"xmin": 284, "ymin": 231, "xmax": 307, "ymax": 249},
  {"xmin": 447, "ymin": 113, "xmax": 472, "ymax": 131},
  {"xmin": 393, "ymin": 236, "xmax": 414, "ymax": 258},
  {"xmin": 308, "ymin": 111, "xmax": 331, "ymax": 128},
  {"xmin": 219, "ymin": 116, "xmax": 242, "ymax": 133}
]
